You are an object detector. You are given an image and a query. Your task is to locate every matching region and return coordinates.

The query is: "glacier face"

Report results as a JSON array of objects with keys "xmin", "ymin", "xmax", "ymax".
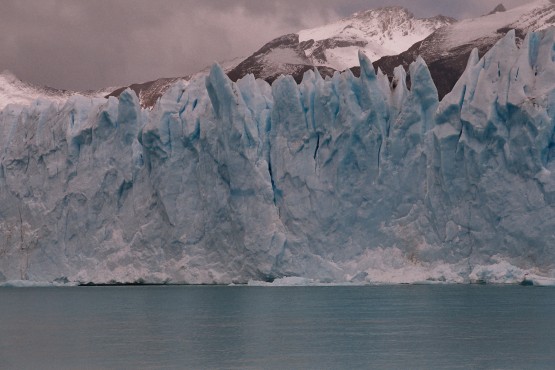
[{"xmin": 1, "ymin": 30, "xmax": 555, "ymax": 285}]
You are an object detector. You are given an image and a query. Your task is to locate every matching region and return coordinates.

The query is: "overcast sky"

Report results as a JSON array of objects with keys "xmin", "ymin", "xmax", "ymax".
[{"xmin": 0, "ymin": 0, "xmax": 536, "ymax": 90}]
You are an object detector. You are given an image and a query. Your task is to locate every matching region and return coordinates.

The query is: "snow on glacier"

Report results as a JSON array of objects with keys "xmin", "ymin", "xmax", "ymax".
[{"xmin": 1, "ymin": 30, "xmax": 555, "ymax": 285}]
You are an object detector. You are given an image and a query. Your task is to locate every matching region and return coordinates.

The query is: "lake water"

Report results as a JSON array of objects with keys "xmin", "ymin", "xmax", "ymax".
[{"xmin": 0, "ymin": 285, "xmax": 554, "ymax": 369}]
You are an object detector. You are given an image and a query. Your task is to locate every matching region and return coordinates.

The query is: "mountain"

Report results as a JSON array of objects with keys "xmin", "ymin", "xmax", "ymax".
[
  {"xmin": 0, "ymin": 70, "xmax": 111, "ymax": 110},
  {"xmin": 106, "ymin": 2, "xmax": 555, "ymax": 108},
  {"xmin": 227, "ymin": 6, "xmax": 454, "ymax": 85},
  {"xmin": 102, "ymin": 7, "xmax": 452, "ymax": 109},
  {"xmin": 113, "ymin": 7, "xmax": 454, "ymax": 109},
  {"xmin": 1, "ymin": 28, "xmax": 555, "ymax": 286},
  {"xmin": 373, "ymin": 0, "xmax": 555, "ymax": 99},
  {"xmin": 108, "ymin": 1, "xmax": 555, "ymax": 108},
  {"xmin": 298, "ymin": 6, "xmax": 455, "ymax": 70}
]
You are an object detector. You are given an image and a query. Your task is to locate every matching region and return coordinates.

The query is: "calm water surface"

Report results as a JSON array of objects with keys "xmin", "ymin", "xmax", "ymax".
[{"xmin": 0, "ymin": 285, "xmax": 554, "ymax": 369}]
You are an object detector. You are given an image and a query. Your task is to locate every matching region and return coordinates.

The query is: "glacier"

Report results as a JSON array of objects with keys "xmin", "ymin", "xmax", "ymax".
[{"xmin": 1, "ymin": 29, "xmax": 555, "ymax": 285}]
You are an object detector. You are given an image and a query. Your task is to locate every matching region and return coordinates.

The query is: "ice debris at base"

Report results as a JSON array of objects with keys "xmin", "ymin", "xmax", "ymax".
[
  {"xmin": 0, "ymin": 280, "xmax": 78, "ymax": 288},
  {"xmin": 1, "ymin": 30, "xmax": 555, "ymax": 286}
]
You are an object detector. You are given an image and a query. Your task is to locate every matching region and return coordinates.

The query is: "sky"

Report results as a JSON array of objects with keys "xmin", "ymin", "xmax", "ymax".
[{"xmin": 0, "ymin": 0, "xmax": 537, "ymax": 90}]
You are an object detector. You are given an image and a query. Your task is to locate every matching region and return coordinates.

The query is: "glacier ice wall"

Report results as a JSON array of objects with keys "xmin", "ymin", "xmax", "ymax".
[{"xmin": 1, "ymin": 30, "xmax": 555, "ymax": 285}]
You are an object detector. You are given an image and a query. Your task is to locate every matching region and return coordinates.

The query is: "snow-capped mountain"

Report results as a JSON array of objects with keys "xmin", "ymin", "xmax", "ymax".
[
  {"xmin": 227, "ymin": 6, "xmax": 454, "ymax": 85},
  {"xmin": 374, "ymin": 0, "xmax": 555, "ymax": 99},
  {"xmin": 298, "ymin": 6, "xmax": 455, "ymax": 70},
  {"xmin": 0, "ymin": 70, "xmax": 111, "ymax": 110},
  {"xmin": 105, "ymin": 2, "xmax": 555, "ymax": 108},
  {"xmin": 111, "ymin": 7, "xmax": 450, "ymax": 107}
]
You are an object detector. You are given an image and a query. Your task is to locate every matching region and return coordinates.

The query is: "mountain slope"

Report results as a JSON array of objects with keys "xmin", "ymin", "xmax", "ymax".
[
  {"xmin": 226, "ymin": 33, "xmax": 337, "ymax": 84},
  {"xmin": 373, "ymin": 0, "xmax": 555, "ymax": 99}
]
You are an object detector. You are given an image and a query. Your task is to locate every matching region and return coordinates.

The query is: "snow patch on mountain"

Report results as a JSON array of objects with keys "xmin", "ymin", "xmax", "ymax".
[{"xmin": 263, "ymin": 48, "xmax": 308, "ymax": 65}]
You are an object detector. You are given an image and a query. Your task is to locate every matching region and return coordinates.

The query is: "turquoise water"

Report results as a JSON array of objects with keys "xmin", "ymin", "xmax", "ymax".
[{"xmin": 0, "ymin": 285, "xmax": 554, "ymax": 369}]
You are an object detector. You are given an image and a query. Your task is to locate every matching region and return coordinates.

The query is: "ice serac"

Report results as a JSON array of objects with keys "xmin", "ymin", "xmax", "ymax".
[{"xmin": 1, "ymin": 29, "xmax": 555, "ymax": 285}]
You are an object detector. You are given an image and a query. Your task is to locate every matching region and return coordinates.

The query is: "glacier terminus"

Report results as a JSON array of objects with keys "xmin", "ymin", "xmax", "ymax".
[{"xmin": 1, "ymin": 30, "xmax": 555, "ymax": 286}]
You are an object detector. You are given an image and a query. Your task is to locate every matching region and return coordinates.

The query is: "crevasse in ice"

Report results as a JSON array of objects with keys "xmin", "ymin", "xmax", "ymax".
[{"xmin": 1, "ymin": 30, "xmax": 555, "ymax": 285}]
